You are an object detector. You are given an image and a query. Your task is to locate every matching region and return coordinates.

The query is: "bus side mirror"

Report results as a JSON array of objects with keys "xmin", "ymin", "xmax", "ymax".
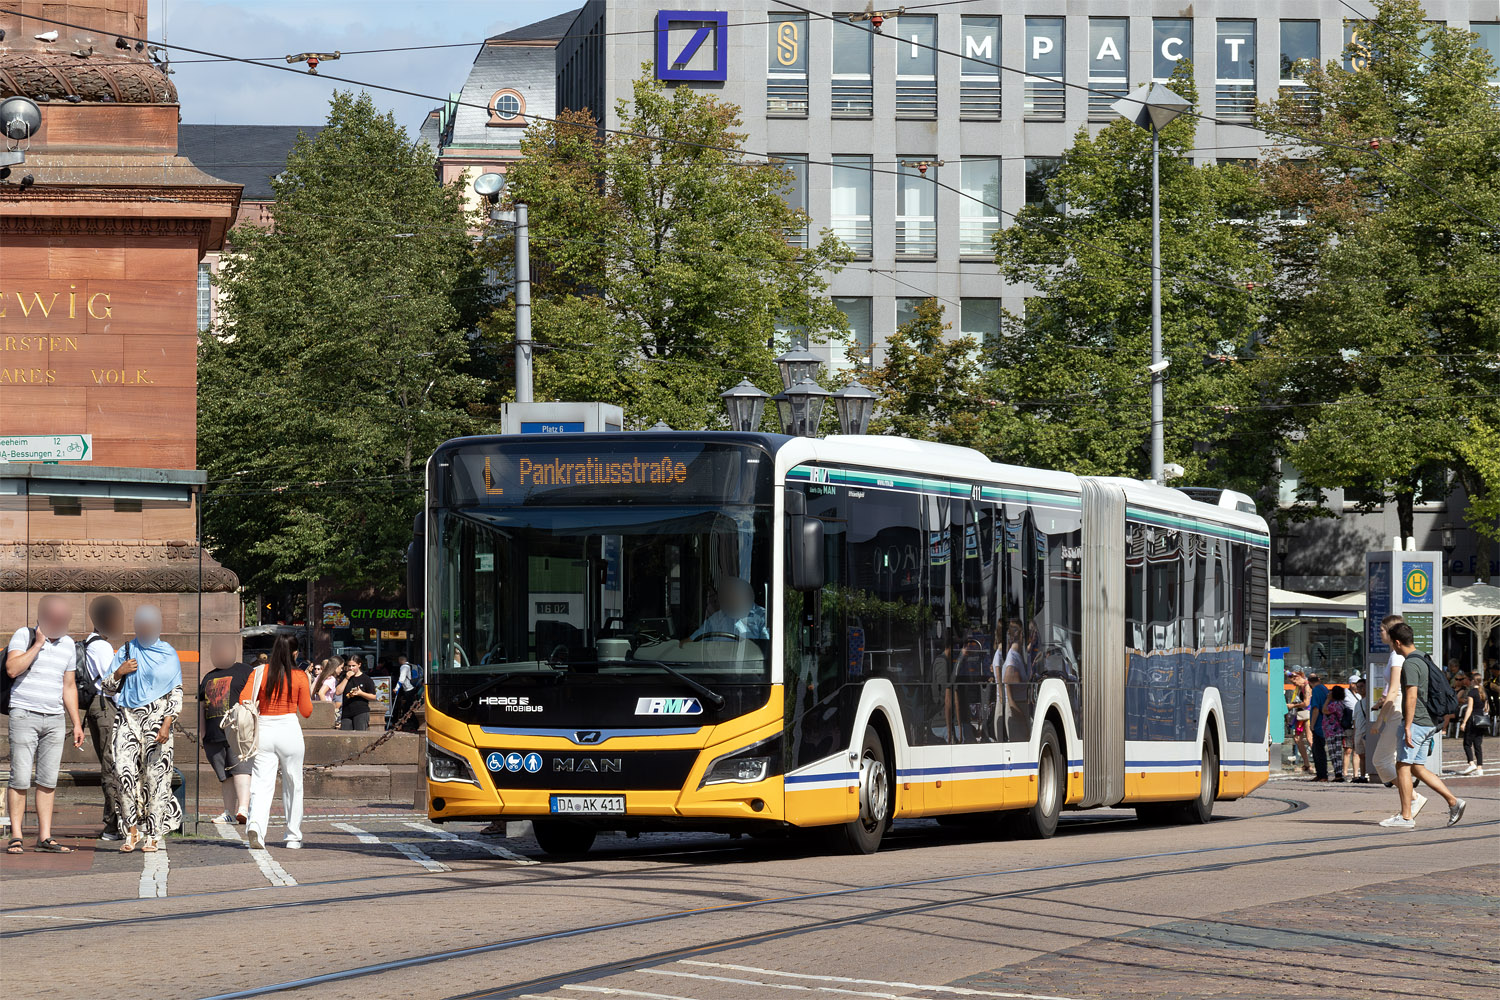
[{"xmin": 785, "ymin": 490, "xmax": 825, "ymax": 592}]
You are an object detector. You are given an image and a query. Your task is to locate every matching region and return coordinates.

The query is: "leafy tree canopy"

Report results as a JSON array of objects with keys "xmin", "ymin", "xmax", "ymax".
[
  {"xmin": 481, "ymin": 73, "xmax": 850, "ymax": 430},
  {"xmin": 199, "ymin": 91, "xmax": 485, "ymax": 592},
  {"xmin": 1252, "ymin": 0, "xmax": 1500, "ymax": 540},
  {"xmin": 987, "ymin": 64, "xmax": 1273, "ymax": 488}
]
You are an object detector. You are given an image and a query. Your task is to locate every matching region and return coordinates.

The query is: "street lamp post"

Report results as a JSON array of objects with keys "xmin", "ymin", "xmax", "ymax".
[
  {"xmin": 773, "ymin": 378, "xmax": 831, "ymax": 437},
  {"xmin": 1112, "ymin": 84, "xmax": 1191, "ymax": 485},
  {"xmin": 773, "ymin": 346, "xmax": 823, "ymax": 391},
  {"xmin": 719, "ymin": 379, "xmax": 769, "ymax": 433},
  {"xmin": 831, "ymin": 382, "xmax": 877, "ymax": 436},
  {"xmin": 474, "ymin": 172, "xmax": 533, "ymax": 403}
]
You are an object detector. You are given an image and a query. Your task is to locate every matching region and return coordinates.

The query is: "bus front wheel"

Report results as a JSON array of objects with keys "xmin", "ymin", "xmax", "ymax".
[
  {"xmin": 1018, "ymin": 720, "xmax": 1064, "ymax": 839},
  {"xmin": 838, "ymin": 726, "xmax": 890, "ymax": 855},
  {"xmin": 532, "ymin": 820, "xmax": 596, "ymax": 857}
]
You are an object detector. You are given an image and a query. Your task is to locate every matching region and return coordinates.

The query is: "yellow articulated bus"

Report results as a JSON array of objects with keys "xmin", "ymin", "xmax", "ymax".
[{"xmin": 417, "ymin": 432, "xmax": 1271, "ymax": 855}]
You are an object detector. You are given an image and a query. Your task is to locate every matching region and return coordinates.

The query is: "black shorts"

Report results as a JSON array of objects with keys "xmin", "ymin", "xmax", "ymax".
[
  {"xmin": 205, "ymin": 741, "xmax": 250, "ymax": 782},
  {"xmin": 341, "ymin": 714, "xmax": 370, "ymax": 732}
]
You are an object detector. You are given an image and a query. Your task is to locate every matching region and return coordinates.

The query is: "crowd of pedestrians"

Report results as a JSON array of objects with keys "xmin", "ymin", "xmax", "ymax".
[{"xmin": 5, "ymin": 598, "xmax": 422, "ymax": 853}]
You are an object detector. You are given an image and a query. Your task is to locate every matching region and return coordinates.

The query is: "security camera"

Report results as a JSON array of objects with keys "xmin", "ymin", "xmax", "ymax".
[
  {"xmin": 1163, "ymin": 462, "xmax": 1185, "ymax": 480},
  {"xmin": 1147, "ymin": 358, "xmax": 1171, "ymax": 375}
]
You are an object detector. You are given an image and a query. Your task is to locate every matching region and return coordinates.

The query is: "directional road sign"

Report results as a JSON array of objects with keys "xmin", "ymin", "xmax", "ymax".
[{"xmin": 0, "ymin": 434, "xmax": 93, "ymax": 462}]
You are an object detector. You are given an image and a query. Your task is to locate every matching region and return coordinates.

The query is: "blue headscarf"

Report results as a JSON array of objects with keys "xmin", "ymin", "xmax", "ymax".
[{"xmin": 111, "ymin": 637, "xmax": 183, "ymax": 709}]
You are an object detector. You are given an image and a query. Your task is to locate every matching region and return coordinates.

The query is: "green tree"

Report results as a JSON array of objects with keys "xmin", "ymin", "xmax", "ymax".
[
  {"xmin": 1252, "ymin": 0, "xmax": 1500, "ymax": 539},
  {"xmin": 1456, "ymin": 420, "xmax": 1500, "ymax": 583},
  {"xmin": 987, "ymin": 65, "xmax": 1273, "ymax": 487},
  {"xmin": 482, "ymin": 75, "xmax": 850, "ymax": 429},
  {"xmin": 861, "ymin": 298, "xmax": 990, "ymax": 448},
  {"xmin": 199, "ymin": 91, "xmax": 485, "ymax": 594}
]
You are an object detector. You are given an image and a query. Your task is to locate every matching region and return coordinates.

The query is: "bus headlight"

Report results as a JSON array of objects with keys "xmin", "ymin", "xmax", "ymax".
[
  {"xmin": 700, "ymin": 735, "xmax": 782, "ymax": 787},
  {"xmin": 427, "ymin": 743, "xmax": 479, "ymax": 786}
]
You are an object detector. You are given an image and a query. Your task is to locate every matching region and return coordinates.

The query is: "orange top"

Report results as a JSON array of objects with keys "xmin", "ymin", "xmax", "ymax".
[{"xmin": 241, "ymin": 667, "xmax": 313, "ymax": 718}]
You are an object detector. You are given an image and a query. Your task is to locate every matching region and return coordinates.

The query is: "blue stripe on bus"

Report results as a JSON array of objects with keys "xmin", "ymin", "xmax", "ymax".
[
  {"xmin": 477, "ymin": 726, "xmax": 702, "ymax": 741},
  {"xmin": 785, "ymin": 771, "xmax": 859, "ymax": 785}
]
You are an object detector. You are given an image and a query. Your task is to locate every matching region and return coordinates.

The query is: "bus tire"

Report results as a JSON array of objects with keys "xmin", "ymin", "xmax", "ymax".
[
  {"xmin": 838, "ymin": 726, "xmax": 891, "ymax": 855},
  {"xmin": 532, "ymin": 821, "xmax": 596, "ymax": 857},
  {"xmin": 1018, "ymin": 720, "xmax": 1064, "ymax": 840},
  {"xmin": 1177, "ymin": 737, "xmax": 1219, "ymax": 825}
]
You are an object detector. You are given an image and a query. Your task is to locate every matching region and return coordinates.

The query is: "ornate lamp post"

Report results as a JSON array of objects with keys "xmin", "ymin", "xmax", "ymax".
[
  {"xmin": 773, "ymin": 346, "xmax": 823, "ymax": 390},
  {"xmin": 773, "ymin": 378, "xmax": 831, "ymax": 437},
  {"xmin": 831, "ymin": 382, "xmax": 877, "ymax": 436},
  {"xmin": 719, "ymin": 379, "xmax": 769, "ymax": 433}
]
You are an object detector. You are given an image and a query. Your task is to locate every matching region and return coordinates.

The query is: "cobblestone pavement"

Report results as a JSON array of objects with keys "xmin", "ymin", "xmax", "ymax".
[{"xmin": 2, "ymin": 770, "xmax": 1494, "ymax": 1000}]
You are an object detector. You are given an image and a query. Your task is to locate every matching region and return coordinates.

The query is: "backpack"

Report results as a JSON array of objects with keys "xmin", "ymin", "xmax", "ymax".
[
  {"xmin": 1409, "ymin": 652, "xmax": 1460, "ymax": 724},
  {"xmin": 221, "ymin": 664, "xmax": 265, "ymax": 760},
  {"xmin": 1340, "ymin": 700, "xmax": 1354, "ymax": 731},
  {"xmin": 0, "ymin": 628, "xmax": 37, "ymax": 715},
  {"xmin": 407, "ymin": 661, "xmax": 423, "ymax": 686},
  {"xmin": 72, "ymin": 633, "xmax": 110, "ymax": 714}
]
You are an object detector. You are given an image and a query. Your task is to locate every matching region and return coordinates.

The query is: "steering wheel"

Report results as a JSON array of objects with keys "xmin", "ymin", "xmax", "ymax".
[{"xmin": 693, "ymin": 631, "xmax": 741, "ymax": 643}]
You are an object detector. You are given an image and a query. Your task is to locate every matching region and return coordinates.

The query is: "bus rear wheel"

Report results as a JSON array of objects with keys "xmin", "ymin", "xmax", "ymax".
[
  {"xmin": 838, "ymin": 726, "xmax": 890, "ymax": 855},
  {"xmin": 1018, "ymin": 720, "xmax": 1064, "ymax": 839},
  {"xmin": 531, "ymin": 820, "xmax": 596, "ymax": 857},
  {"xmin": 1177, "ymin": 737, "xmax": 1219, "ymax": 825}
]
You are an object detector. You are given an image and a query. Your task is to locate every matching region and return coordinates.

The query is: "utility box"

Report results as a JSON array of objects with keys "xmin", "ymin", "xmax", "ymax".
[{"xmin": 500, "ymin": 402, "xmax": 624, "ymax": 435}]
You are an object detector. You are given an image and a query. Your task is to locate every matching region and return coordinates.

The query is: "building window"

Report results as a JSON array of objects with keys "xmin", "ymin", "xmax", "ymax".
[
  {"xmin": 1474, "ymin": 23, "xmax": 1500, "ymax": 100},
  {"xmin": 1024, "ymin": 157, "xmax": 1062, "ymax": 213},
  {"xmin": 768, "ymin": 13, "xmax": 808, "ymax": 117},
  {"xmin": 896, "ymin": 156, "xmax": 937, "ymax": 259},
  {"xmin": 774, "ymin": 154, "xmax": 809, "ymax": 249},
  {"xmin": 197, "ymin": 261, "xmax": 212, "ymax": 331},
  {"xmin": 487, "ymin": 89, "xmax": 527, "ymax": 126},
  {"xmin": 960, "ymin": 298, "xmax": 1000, "ymax": 348},
  {"xmin": 959, "ymin": 157, "xmax": 999, "ymax": 258},
  {"xmin": 832, "ymin": 155, "xmax": 873, "ymax": 258},
  {"xmin": 832, "ymin": 16, "xmax": 873, "ymax": 118},
  {"xmin": 960, "ymin": 16, "xmax": 1000, "ymax": 119},
  {"xmin": 1279, "ymin": 21, "xmax": 1320, "ymax": 119},
  {"xmin": 835, "ymin": 297, "xmax": 873, "ymax": 365},
  {"xmin": 1216, "ymin": 20, "xmax": 1257, "ymax": 122},
  {"xmin": 894, "ymin": 14, "xmax": 937, "ymax": 119},
  {"xmin": 896, "ymin": 297, "xmax": 924, "ymax": 333},
  {"xmin": 1088, "ymin": 18, "xmax": 1128, "ymax": 118},
  {"xmin": 1025, "ymin": 17, "xmax": 1065, "ymax": 120},
  {"xmin": 1154, "ymin": 18, "xmax": 1192, "ymax": 81}
]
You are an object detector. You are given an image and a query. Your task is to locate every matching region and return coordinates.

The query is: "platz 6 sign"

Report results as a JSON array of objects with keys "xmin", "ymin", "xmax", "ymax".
[{"xmin": 656, "ymin": 10, "xmax": 729, "ymax": 82}]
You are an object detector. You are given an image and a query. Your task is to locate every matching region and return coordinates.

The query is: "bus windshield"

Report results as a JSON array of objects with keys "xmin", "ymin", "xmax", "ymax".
[{"xmin": 432, "ymin": 504, "xmax": 773, "ymax": 719}]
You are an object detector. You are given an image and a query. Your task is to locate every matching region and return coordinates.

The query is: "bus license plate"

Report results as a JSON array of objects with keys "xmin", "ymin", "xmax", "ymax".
[{"xmin": 550, "ymin": 795, "xmax": 625, "ymax": 815}]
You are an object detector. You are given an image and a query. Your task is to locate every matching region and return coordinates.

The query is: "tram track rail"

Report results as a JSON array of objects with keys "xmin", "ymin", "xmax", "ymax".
[
  {"xmin": 0, "ymin": 794, "xmax": 1306, "ymax": 931},
  {"xmin": 183, "ymin": 815, "xmax": 1494, "ymax": 1000}
]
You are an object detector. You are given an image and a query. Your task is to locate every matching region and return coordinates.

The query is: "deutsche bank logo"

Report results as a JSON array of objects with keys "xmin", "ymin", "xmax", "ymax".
[
  {"xmin": 656, "ymin": 10, "xmax": 728, "ymax": 82},
  {"xmin": 636, "ymin": 696, "xmax": 704, "ymax": 715}
]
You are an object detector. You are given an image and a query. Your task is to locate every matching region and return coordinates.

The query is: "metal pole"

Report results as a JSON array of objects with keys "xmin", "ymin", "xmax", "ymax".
[
  {"xmin": 194, "ymin": 487, "xmax": 203, "ymax": 836},
  {"xmin": 1150, "ymin": 124, "xmax": 1164, "ymax": 486},
  {"xmin": 514, "ymin": 202, "xmax": 534, "ymax": 403}
]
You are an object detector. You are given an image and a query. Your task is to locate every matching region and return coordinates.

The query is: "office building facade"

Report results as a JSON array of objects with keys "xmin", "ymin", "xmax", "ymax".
[{"xmin": 556, "ymin": 1, "xmax": 1498, "ymax": 366}]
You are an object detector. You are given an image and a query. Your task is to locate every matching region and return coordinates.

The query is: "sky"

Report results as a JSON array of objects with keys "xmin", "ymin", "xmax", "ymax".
[{"xmin": 147, "ymin": 0, "xmax": 580, "ymax": 133}]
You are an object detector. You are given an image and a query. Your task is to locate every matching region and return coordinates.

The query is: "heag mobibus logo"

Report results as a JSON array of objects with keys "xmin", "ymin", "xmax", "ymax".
[
  {"xmin": 636, "ymin": 696, "xmax": 703, "ymax": 715},
  {"xmin": 477, "ymin": 695, "xmax": 544, "ymax": 713}
]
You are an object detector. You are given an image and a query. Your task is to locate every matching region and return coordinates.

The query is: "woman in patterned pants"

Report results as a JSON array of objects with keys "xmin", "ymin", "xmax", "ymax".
[{"xmin": 103, "ymin": 607, "xmax": 184, "ymax": 852}]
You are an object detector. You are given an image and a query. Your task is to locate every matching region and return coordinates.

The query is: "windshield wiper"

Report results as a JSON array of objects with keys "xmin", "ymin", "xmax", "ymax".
[
  {"xmin": 452, "ymin": 668, "xmax": 562, "ymax": 709},
  {"xmin": 558, "ymin": 659, "xmax": 726, "ymax": 709}
]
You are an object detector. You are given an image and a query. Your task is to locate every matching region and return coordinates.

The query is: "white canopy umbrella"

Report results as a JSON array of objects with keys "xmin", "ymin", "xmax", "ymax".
[{"xmin": 1443, "ymin": 583, "xmax": 1500, "ymax": 676}]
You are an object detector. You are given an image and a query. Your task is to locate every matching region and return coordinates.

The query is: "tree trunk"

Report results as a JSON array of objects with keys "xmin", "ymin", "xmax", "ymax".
[
  {"xmin": 1395, "ymin": 491, "xmax": 1415, "ymax": 545},
  {"xmin": 1476, "ymin": 531, "xmax": 1492, "ymax": 585}
]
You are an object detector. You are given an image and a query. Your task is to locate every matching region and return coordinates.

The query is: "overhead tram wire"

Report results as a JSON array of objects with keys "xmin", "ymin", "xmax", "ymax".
[
  {"xmin": 0, "ymin": 7, "xmax": 1335, "ymax": 299},
  {"xmin": 770, "ymin": 0, "xmax": 1500, "ymax": 228}
]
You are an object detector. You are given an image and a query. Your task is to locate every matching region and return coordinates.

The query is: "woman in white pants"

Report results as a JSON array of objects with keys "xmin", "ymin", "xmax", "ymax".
[{"xmin": 239, "ymin": 635, "xmax": 312, "ymax": 849}]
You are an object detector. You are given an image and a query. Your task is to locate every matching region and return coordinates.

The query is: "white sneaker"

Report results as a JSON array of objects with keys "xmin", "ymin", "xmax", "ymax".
[
  {"xmin": 1411, "ymin": 793, "xmax": 1428, "ymax": 819},
  {"xmin": 1378, "ymin": 815, "xmax": 1416, "ymax": 829},
  {"xmin": 209, "ymin": 812, "xmax": 231, "ymax": 824},
  {"xmin": 246, "ymin": 829, "xmax": 264, "ymax": 850},
  {"xmin": 1473, "ymin": 768, "xmax": 1485, "ymax": 776},
  {"xmin": 284, "ymin": 840, "xmax": 302, "ymax": 850}
]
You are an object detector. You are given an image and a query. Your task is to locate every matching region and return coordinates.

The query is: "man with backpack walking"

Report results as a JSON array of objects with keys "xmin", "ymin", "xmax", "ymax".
[{"xmin": 1379, "ymin": 622, "xmax": 1464, "ymax": 829}]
